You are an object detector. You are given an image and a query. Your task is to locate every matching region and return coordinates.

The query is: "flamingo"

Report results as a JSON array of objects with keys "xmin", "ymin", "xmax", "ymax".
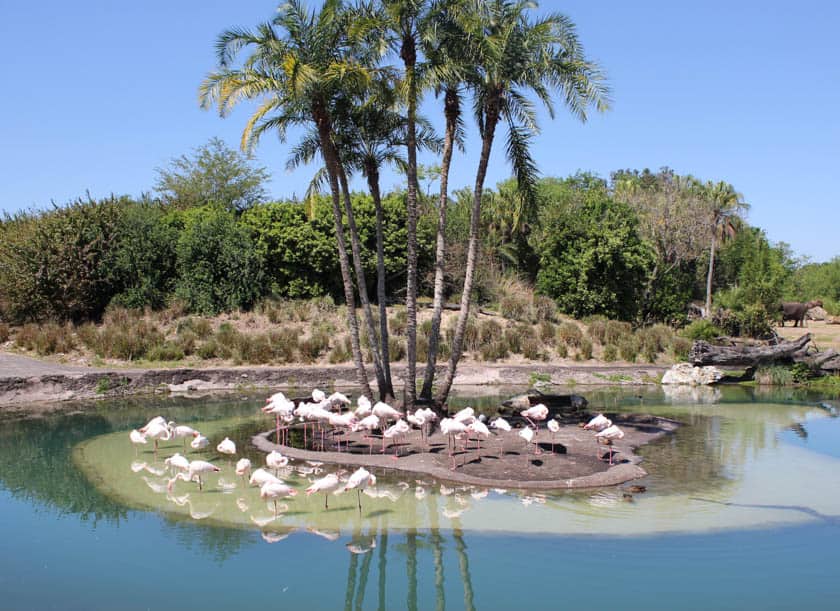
[
  {"xmin": 305, "ymin": 473, "xmax": 341, "ymax": 509},
  {"xmin": 584, "ymin": 414, "xmax": 612, "ymax": 432},
  {"xmin": 260, "ymin": 481, "xmax": 297, "ymax": 516},
  {"xmin": 129, "ymin": 430, "xmax": 147, "ymax": 455},
  {"xmin": 167, "ymin": 460, "xmax": 220, "ymax": 492},
  {"xmin": 311, "ymin": 388, "xmax": 327, "ymax": 403},
  {"xmin": 595, "ymin": 425, "xmax": 625, "ymax": 465},
  {"xmin": 406, "ymin": 411, "xmax": 427, "ymax": 446},
  {"xmin": 355, "ymin": 395, "xmax": 372, "ymax": 418},
  {"xmin": 467, "ymin": 420, "xmax": 490, "ymax": 454},
  {"xmin": 383, "ymin": 419, "xmax": 410, "ymax": 456},
  {"xmin": 190, "ymin": 433, "xmax": 209, "ymax": 452},
  {"xmin": 171, "ymin": 425, "xmax": 198, "ymax": 448},
  {"xmin": 521, "ymin": 404, "xmax": 549, "ymax": 429},
  {"xmin": 415, "ymin": 407, "xmax": 438, "ymax": 443},
  {"xmin": 327, "ymin": 411, "xmax": 357, "ymax": 451},
  {"xmin": 440, "ymin": 418, "xmax": 468, "ymax": 469},
  {"xmin": 263, "ymin": 394, "xmax": 295, "ymax": 445},
  {"xmin": 144, "ymin": 421, "xmax": 172, "ymax": 453},
  {"xmin": 519, "ymin": 426, "xmax": 537, "ymax": 454},
  {"xmin": 139, "ymin": 416, "xmax": 166, "ymax": 434},
  {"xmin": 249, "ymin": 468, "xmax": 284, "ymax": 488},
  {"xmin": 372, "ymin": 401, "xmax": 403, "ymax": 423},
  {"xmin": 344, "ymin": 467, "xmax": 377, "ymax": 511},
  {"xmin": 355, "ymin": 414, "xmax": 381, "ymax": 454},
  {"xmin": 490, "ymin": 417, "xmax": 512, "ymax": 457},
  {"xmin": 326, "ymin": 391, "xmax": 351, "ymax": 410},
  {"xmin": 164, "ymin": 452, "xmax": 190, "ymax": 473},
  {"xmin": 266, "ymin": 450, "xmax": 289, "ymax": 474},
  {"xmin": 235, "ymin": 458, "xmax": 252, "ymax": 483},
  {"xmin": 547, "ymin": 418, "xmax": 560, "ymax": 453},
  {"xmin": 216, "ymin": 438, "xmax": 236, "ymax": 466},
  {"xmin": 452, "ymin": 406, "xmax": 476, "ymax": 425}
]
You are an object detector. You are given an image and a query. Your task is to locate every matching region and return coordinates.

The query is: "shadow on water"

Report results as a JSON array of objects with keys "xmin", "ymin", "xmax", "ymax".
[{"xmin": 690, "ymin": 497, "xmax": 840, "ymax": 525}]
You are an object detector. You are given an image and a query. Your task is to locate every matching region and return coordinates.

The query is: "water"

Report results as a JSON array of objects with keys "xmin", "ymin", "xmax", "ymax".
[{"xmin": 1, "ymin": 388, "xmax": 839, "ymax": 610}]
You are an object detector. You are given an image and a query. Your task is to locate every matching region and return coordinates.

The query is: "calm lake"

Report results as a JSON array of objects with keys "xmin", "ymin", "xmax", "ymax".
[{"xmin": 1, "ymin": 386, "xmax": 839, "ymax": 610}]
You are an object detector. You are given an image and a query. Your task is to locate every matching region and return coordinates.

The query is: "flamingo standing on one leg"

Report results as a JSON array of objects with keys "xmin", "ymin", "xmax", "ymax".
[
  {"xmin": 266, "ymin": 450, "xmax": 289, "ymax": 476},
  {"xmin": 235, "ymin": 458, "xmax": 252, "ymax": 485},
  {"xmin": 519, "ymin": 426, "xmax": 537, "ymax": 455},
  {"xmin": 344, "ymin": 467, "xmax": 376, "ymax": 512},
  {"xmin": 144, "ymin": 421, "xmax": 172, "ymax": 454},
  {"xmin": 595, "ymin": 425, "xmax": 625, "ymax": 465},
  {"xmin": 440, "ymin": 418, "xmax": 468, "ymax": 470},
  {"xmin": 467, "ymin": 420, "xmax": 490, "ymax": 456},
  {"xmin": 490, "ymin": 417, "xmax": 511, "ymax": 457},
  {"xmin": 547, "ymin": 418, "xmax": 560, "ymax": 453},
  {"xmin": 383, "ymin": 419, "xmax": 410, "ymax": 457},
  {"xmin": 305, "ymin": 472, "xmax": 341, "ymax": 509},
  {"xmin": 260, "ymin": 481, "xmax": 297, "ymax": 517},
  {"xmin": 521, "ymin": 404, "xmax": 548, "ymax": 430},
  {"xmin": 129, "ymin": 430, "xmax": 147, "ymax": 455},
  {"xmin": 355, "ymin": 414, "xmax": 380, "ymax": 455}
]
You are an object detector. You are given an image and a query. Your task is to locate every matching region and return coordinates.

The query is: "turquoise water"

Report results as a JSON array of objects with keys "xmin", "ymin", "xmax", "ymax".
[{"xmin": 1, "ymin": 388, "xmax": 839, "ymax": 610}]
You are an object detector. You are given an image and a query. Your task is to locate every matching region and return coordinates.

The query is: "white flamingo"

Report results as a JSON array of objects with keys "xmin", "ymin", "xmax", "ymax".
[
  {"xmin": 355, "ymin": 395, "xmax": 373, "ymax": 418},
  {"xmin": 171, "ymin": 425, "xmax": 198, "ymax": 448},
  {"xmin": 216, "ymin": 437, "xmax": 236, "ymax": 456},
  {"xmin": 164, "ymin": 453, "xmax": 190, "ymax": 473},
  {"xmin": 249, "ymin": 468, "xmax": 283, "ymax": 488},
  {"xmin": 235, "ymin": 458, "xmax": 252, "ymax": 483},
  {"xmin": 547, "ymin": 418, "xmax": 560, "ymax": 453},
  {"xmin": 139, "ymin": 416, "xmax": 166, "ymax": 434},
  {"xmin": 440, "ymin": 418, "xmax": 468, "ymax": 469},
  {"xmin": 311, "ymin": 388, "xmax": 327, "ymax": 403},
  {"xmin": 467, "ymin": 420, "xmax": 490, "ymax": 454},
  {"xmin": 519, "ymin": 426, "xmax": 537, "ymax": 454},
  {"xmin": 327, "ymin": 391, "xmax": 351, "ymax": 410},
  {"xmin": 521, "ymin": 404, "xmax": 549, "ymax": 429},
  {"xmin": 406, "ymin": 411, "xmax": 427, "ymax": 446},
  {"xmin": 167, "ymin": 460, "xmax": 220, "ymax": 492},
  {"xmin": 305, "ymin": 473, "xmax": 341, "ymax": 509},
  {"xmin": 355, "ymin": 414, "xmax": 381, "ymax": 454},
  {"xmin": 260, "ymin": 481, "xmax": 297, "ymax": 516},
  {"xmin": 372, "ymin": 401, "xmax": 403, "ymax": 423},
  {"xmin": 190, "ymin": 433, "xmax": 209, "ymax": 452},
  {"xmin": 266, "ymin": 450, "xmax": 289, "ymax": 474},
  {"xmin": 490, "ymin": 417, "xmax": 512, "ymax": 457},
  {"xmin": 328, "ymin": 411, "xmax": 358, "ymax": 451},
  {"xmin": 584, "ymin": 414, "xmax": 612, "ymax": 432},
  {"xmin": 452, "ymin": 406, "xmax": 476, "ymax": 425},
  {"xmin": 129, "ymin": 429, "xmax": 147, "ymax": 455},
  {"xmin": 383, "ymin": 419, "xmax": 410, "ymax": 456},
  {"xmin": 263, "ymin": 394, "xmax": 295, "ymax": 445},
  {"xmin": 144, "ymin": 421, "xmax": 172, "ymax": 453},
  {"xmin": 344, "ymin": 467, "xmax": 376, "ymax": 511},
  {"xmin": 595, "ymin": 425, "xmax": 625, "ymax": 464}
]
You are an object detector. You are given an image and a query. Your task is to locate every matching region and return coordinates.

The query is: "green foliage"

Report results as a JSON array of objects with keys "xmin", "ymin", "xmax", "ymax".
[
  {"xmin": 714, "ymin": 304, "xmax": 774, "ymax": 338},
  {"xmin": 534, "ymin": 176, "xmax": 653, "ymax": 320},
  {"xmin": 602, "ymin": 344, "xmax": 618, "ymax": 362},
  {"xmin": 155, "ymin": 138, "xmax": 269, "ymax": 212},
  {"xmin": 147, "ymin": 342, "xmax": 186, "ymax": 362},
  {"xmin": 681, "ymin": 319, "xmax": 723, "ymax": 342},
  {"xmin": 604, "ymin": 320, "xmax": 633, "ymax": 345},
  {"xmin": 755, "ymin": 366, "xmax": 794, "ymax": 386},
  {"xmin": 579, "ymin": 338, "xmax": 594, "ymax": 360},
  {"xmin": 0, "ymin": 323, "xmax": 9, "ymax": 343},
  {"xmin": 174, "ymin": 205, "xmax": 264, "ymax": 315},
  {"xmin": 84, "ymin": 310, "xmax": 165, "ymax": 360}
]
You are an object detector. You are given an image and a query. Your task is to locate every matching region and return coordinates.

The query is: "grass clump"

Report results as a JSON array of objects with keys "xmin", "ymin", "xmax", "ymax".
[
  {"xmin": 681, "ymin": 319, "xmax": 723, "ymax": 342},
  {"xmin": 328, "ymin": 336, "xmax": 353, "ymax": 364},
  {"xmin": 299, "ymin": 328, "xmax": 331, "ymax": 363},
  {"xmin": 602, "ymin": 344, "xmax": 618, "ymax": 362},
  {"xmin": 147, "ymin": 342, "xmax": 186, "ymax": 362},
  {"xmin": 604, "ymin": 320, "xmax": 632, "ymax": 345},
  {"xmin": 532, "ymin": 295, "xmax": 556, "ymax": 323},
  {"xmin": 586, "ymin": 316, "xmax": 608, "ymax": 344},
  {"xmin": 556, "ymin": 322, "xmax": 583, "ymax": 348},
  {"xmin": 755, "ymin": 366, "xmax": 794, "ymax": 386},
  {"xmin": 176, "ymin": 317, "xmax": 212, "ymax": 339},
  {"xmin": 579, "ymin": 338, "xmax": 593, "ymax": 360},
  {"xmin": 618, "ymin": 335, "xmax": 640, "ymax": 363},
  {"xmin": 500, "ymin": 292, "xmax": 531, "ymax": 322},
  {"xmin": 480, "ymin": 340, "xmax": 509, "ymax": 362},
  {"xmin": 15, "ymin": 322, "xmax": 77, "ymax": 355},
  {"xmin": 0, "ymin": 323, "xmax": 9, "ymax": 343}
]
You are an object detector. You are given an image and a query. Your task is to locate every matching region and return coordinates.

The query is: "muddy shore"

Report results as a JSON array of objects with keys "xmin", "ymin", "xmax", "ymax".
[{"xmin": 0, "ymin": 352, "xmax": 666, "ymax": 409}]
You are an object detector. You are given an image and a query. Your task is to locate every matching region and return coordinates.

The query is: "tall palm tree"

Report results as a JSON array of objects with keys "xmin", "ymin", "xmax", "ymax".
[
  {"xmin": 420, "ymin": 0, "xmax": 469, "ymax": 402},
  {"xmin": 355, "ymin": 0, "xmax": 427, "ymax": 408},
  {"xmin": 435, "ymin": 0, "xmax": 611, "ymax": 404},
  {"xmin": 703, "ymin": 180, "xmax": 749, "ymax": 317},
  {"xmin": 199, "ymin": 0, "xmax": 374, "ymax": 397}
]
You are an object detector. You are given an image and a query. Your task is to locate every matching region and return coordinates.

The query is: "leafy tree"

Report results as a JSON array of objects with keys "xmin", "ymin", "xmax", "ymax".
[
  {"xmin": 200, "ymin": 0, "xmax": 378, "ymax": 397},
  {"xmin": 702, "ymin": 180, "xmax": 749, "ymax": 318},
  {"xmin": 173, "ymin": 205, "xmax": 264, "ymax": 315},
  {"xmin": 155, "ymin": 137, "xmax": 269, "ymax": 212},
  {"xmin": 533, "ymin": 176, "xmax": 652, "ymax": 320},
  {"xmin": 436, "ymin": 0, "xmax": 610, "ymax": 403}
]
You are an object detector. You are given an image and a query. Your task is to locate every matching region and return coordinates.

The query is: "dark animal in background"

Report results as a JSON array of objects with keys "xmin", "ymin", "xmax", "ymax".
[{"xmin": 780, "ymin": 300, "xmax": 823, "ymax": 327}]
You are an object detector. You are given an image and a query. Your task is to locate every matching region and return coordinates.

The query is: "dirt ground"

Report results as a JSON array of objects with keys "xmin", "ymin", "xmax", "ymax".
[
  {"xmin": 776, "ymin": 320, "xmax": 840, "ymax": 353},
  {"xmin": 253, "ymin": 413, "xmax": 680, "ymax": 490}
]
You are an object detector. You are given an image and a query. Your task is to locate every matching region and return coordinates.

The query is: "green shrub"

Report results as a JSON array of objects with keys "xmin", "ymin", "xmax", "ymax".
[
  {"xmin": 556, "ymin": 343, "xmax": 568, "ymax": 359},
  {"xmin": 618, "ymin": 335, "xmax": 639, "ymax": 362},
  {"xmin": 500, "ymin": 292, "xmax": 531, "ymax": 322},
  {"xmin": 329, "ymin": 336, "xmax": 353, "ymax": 363},
  {"xmin": 532, "ymin": 295, "xmax": 557, "ymax": 322},
  {"xmin": 389, "ymin": 309, "xmax": 408, "ymax": 336},
  {"xmin": 521, "ymin": 337, "xmax": 545, "ymax": 360},
  {"xmin": 96, "ymin": 318, "xmax": 165, "ymax": 360},
  {"xmin": 416, "ymin": 334, "xmax": 430, "ymax": 362},
  {"xmin": 681, "ymin": 319, "xmax": 723, "ymax": 342},
  {"xmin": 147, "ymin": 342, "xmax": 186, "ymax": 362},
  {"xmin": 197, "ymin": 340, "xmax": 220, "ymax": 360},
  {"xmin": 14, "ymin": 324, "xmax": 40, "ymax": 351},
  {"xmin": 478, "ymin": 319, "xmax": 503, "ymax": 345},
  {"xmin": 480, "ymin": 340, "xmax": 509, "ymax": 361},
  {"xmin": 755, "ymin": 366, "xmax": 794, "ymax": 386},
  {"xmin": 505, "ymin": 324, "xmax": 534, "ymax": 354},
  {"xmin": 587, "ymin": 316, "xmax": 607, "ymax": 344},
  {"xmin": 604, "ymin": 320, "xmax": 632, "ymax": 345},
  {"xmin": 579, "ymin": 338, "xmax": 593, "ymax": 360},
  {"xmin": 388, "ymin": 335, "xmax": 406, "ymax": 361},
  {"xmin": 177, "ymin": 317, "xmax": 213, "ymax": 339},
  {"xmin": 602, "ymin": 344, "xmax": 618, "ymax": 362},
  {"xmin": 237, "ymin": 333, "xmax": 274, "ymax": 364},
  {"xmin": 556, "ymin": 322, "xmax": 583, "ymax": 347},
  {"xmin": 22, "ymin": 323, "xmax": 77, "ymax": 355},
  {"xmin": 671, "ymin": 336, "xmax": 692, "ymax": 360},
  {"xmin": 173, "ymin": 331, "xmax": 197, "ymax": 356}
]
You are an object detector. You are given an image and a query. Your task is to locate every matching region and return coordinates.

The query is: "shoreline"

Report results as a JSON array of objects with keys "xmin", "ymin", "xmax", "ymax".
[{"xmin": 0, "ymin": 352, "xmax": 666, "ymax": 409}]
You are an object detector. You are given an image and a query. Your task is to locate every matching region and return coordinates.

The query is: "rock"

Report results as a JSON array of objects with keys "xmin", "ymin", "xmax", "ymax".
[
  {"xmin": 807, "ymin": 306, "xmax": 827, "ymax": 321},
  {"xmin": 661, "ymin": 363, "xmax": 724, "ymax": 386},
  {"xmin": 167, "ymin": 379, "xmax": 218, "ymax": 393}
]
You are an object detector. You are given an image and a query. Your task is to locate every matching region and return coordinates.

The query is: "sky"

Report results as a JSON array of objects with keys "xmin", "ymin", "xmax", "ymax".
[{"xmin": 1, "ymin": 0, "xmax": 837, "ymax": 262}]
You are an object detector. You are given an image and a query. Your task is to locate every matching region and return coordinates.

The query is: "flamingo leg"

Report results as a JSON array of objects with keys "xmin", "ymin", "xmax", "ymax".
[
  {"xmin": 325, "ymin": 494, "xmax": 329, "ymax": 510},
  {"xmin": 357, "ymin": 489, "xmax": 362, "ymax": 512},
  {"xmin": 274, "ymin": 499, "xmax": 278, "ymax": 517},
  {"xmin": 198, "ymin": 475, "xmax": 203, "ymax": 491}
]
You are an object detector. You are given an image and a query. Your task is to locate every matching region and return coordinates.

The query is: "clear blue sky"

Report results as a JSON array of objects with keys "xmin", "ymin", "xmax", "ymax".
[{"xmin": 1, "ymin": 1, "xmax": 837, "ymax": 262}]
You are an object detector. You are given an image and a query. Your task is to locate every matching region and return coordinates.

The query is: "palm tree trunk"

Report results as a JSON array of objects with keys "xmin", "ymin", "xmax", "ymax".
[
  {"xmin": 421, "ymin": 86, "xmax": 458, "ymax": 402},
  {"xmin": 436, "ymin": 105, "xmax": 499, "ymax": 405},
  {"xmin": 338, "ymin": 165, "xmax": 388, "ymax": 397},
  {"xmin": 314, "ymin": 107, "xmax": 371, "ymax": 397},
  {"xmin": 365, "ymin": 162, "xmax": 395, "ymax": 400},
  {"xmin": 403, "ymin": 38, "xmax": 419, "ymax": 410},
  {"xmin": 705, "ymin": 230, "xmax": 717, "ymax": 319}
]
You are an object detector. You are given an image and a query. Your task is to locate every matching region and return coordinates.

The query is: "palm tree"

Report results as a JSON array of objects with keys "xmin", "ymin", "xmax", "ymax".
[
  {"xmin": 435, "ymin": 0, "xmax": 611, "ymax": 404},
  {"xmin": 354, "ymin": 0, "xmax": 427, "ymax": 408},
  {"xmin": 420, "ymin": 0, "xmax": 469, "ymax": 402},
  {"xmin": 199, "ymin": 0, "xmax": 374, "ymax": 397},
  {"xmin": 703, "ymin": 180, "xmax": 749, "ymax": 317}
]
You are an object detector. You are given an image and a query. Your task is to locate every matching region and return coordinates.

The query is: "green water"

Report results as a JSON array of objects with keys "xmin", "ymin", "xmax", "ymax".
[{"xmin": 1, "ymin": 387, "xmax": 839, "ymax": 609}]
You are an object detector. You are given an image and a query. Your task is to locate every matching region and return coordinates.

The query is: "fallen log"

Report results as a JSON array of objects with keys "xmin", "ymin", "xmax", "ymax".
[{"xmin": 689, "ymin": 333, "xmax": 812, "ymax": 367}]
